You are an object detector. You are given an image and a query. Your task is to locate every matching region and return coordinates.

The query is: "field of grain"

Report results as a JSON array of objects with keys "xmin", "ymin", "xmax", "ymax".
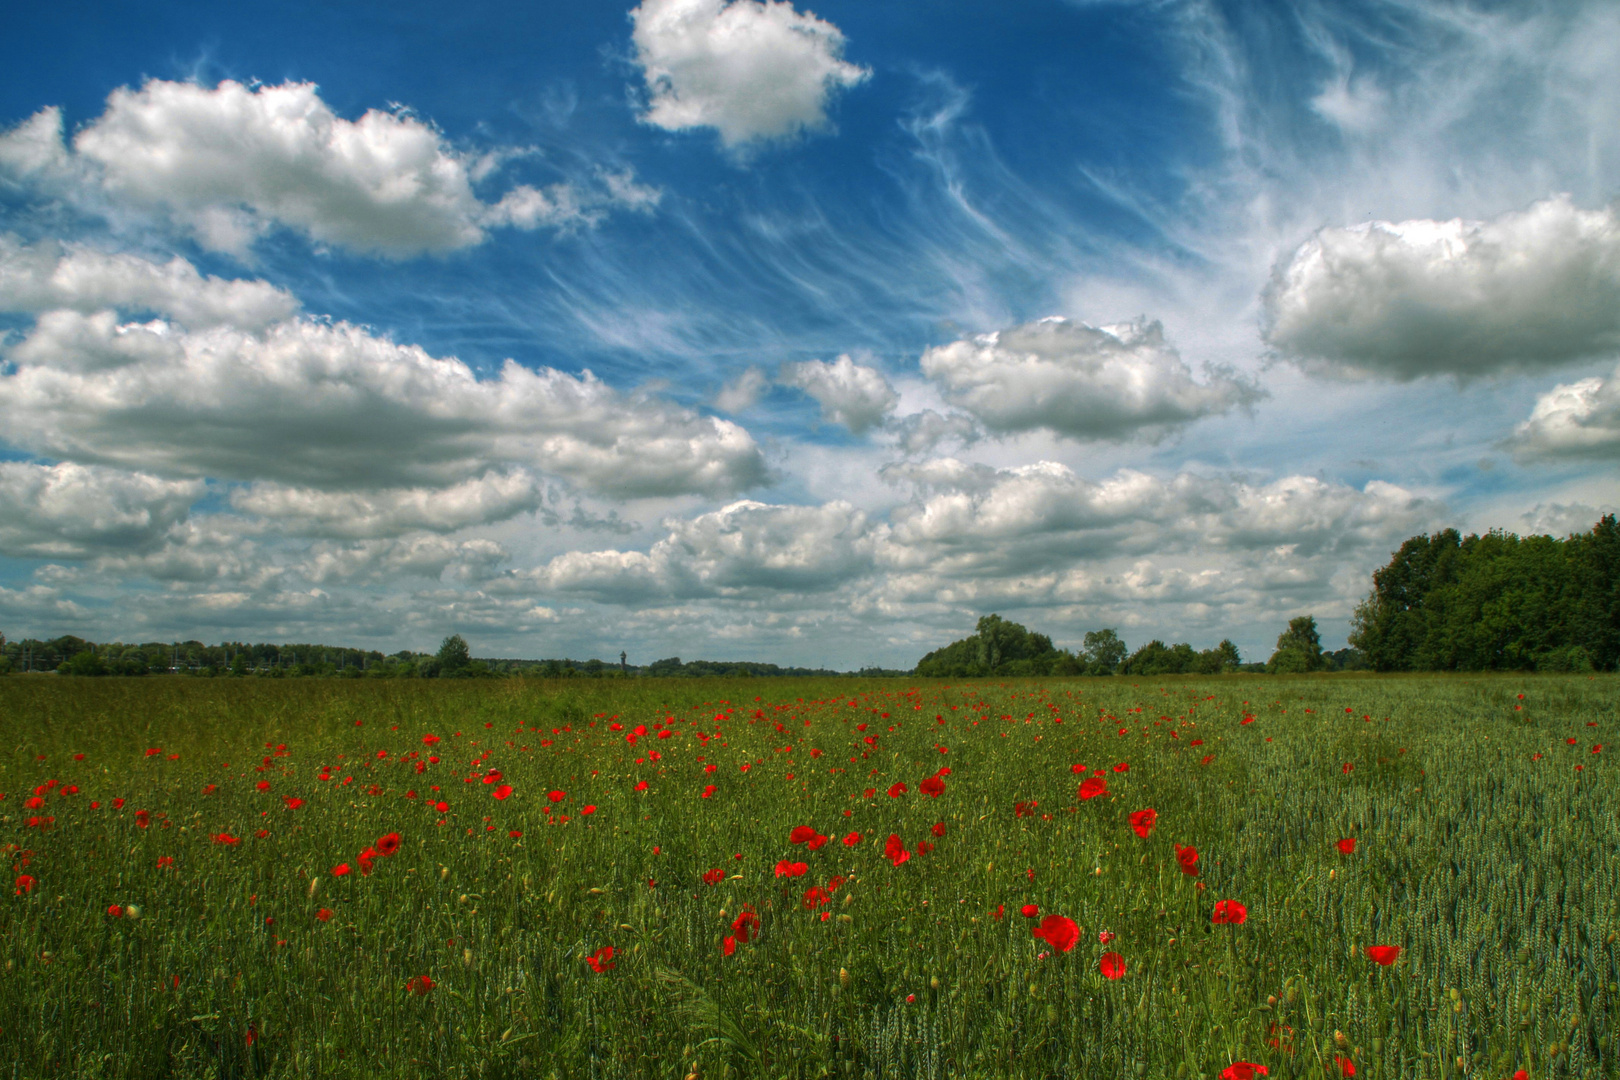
[{"xmin": 1, "ymin": 674, "xmax": 1614, "ymax": 1080}]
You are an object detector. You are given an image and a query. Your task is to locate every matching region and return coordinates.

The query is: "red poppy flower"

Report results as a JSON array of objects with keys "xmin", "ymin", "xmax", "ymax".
[
  {"xmin": 1070, "ymin": 762, "xmax": 1087, "ymax": 774},
  {"xmin": 1365, "ymin": 945, "xmax": 1400, "ymax": 966},
  {"xmin": 731, "ymin": 906, "xmax": 760, "ymax": 943},
  {"xmin": 842, "ymin": 831, "xmax": 861, "ymax": 846},
  {"xmin": 1332, "ymin": 1056, "xmax": 1355, "ymax": 1077},
  {"xmin": 586, "ymin": 945, "xmax": 616, "ymax": 973},
  {"xmin": 703, "ymin": 868, "xmax": 724, "ymax": 886},
  {"xmin": 887, "ymin": 782, "xmax": 908, "ymax": 798},
  {"xmin": 375, "ymin": 832, "xmax": 402, "ymax": 857},
  {"xmin": 884, "ymin": 834, "xmax": 911, "ymax": 866},
  {"xmin": 991, "ymin": 904, "xmax": 1004, "ymax": 920},
  {"xmin": 1336, "ymin": 838, "xmax": 1356, "ymax": 854},
  {"xmin": 14, "ymin": 874, "xmax": 36, "ymax": 895},
  {"xmin": 918, "ymin": 775, "xmax": 945, "ymax": 798},
  {"xmin": 547, "ymin": 790, "xmax": 566, "ymax": 803},
  {"xmin": 1099, "ymin": 952, "xmax": 1125, "ymax": 979},
  {"xmin": 1112, "ymin": 762, "xmax": 1129, "ymax": 773},
  {"xmin": 256, "ymin": 781, "xmax": 271, "ymax": 792},
  {"xmin": 1033, "ymin": 914, "xmax": 1079, "ymax": 952},
  {"xmin": 1175, "ymin": 844, "xmax": 1200, "ymax": 875},
  {"xmin": 931, "ymin": 821, "xmax": 946, "ymax": 837},
  {"xmin": 213, "ymin": 833, "xmax": 241, "ymax": 846},
  {"xmin": 145, "ymin": 748, "xmax": 161, "ymax": 757},
  {"xmin": 582, "ymin": 804, "xmax": 597, "ymax": 815},
  {"xmin": 1020, "ymin": 903, "xmax": 1040, "ymax": 918},
  {"xmin": 156, "ymin": 856, "xmax": 174, "ymax": 869},
  {"xmin": 1211, "ymin": 899, "xmax": 1248, "ymax": 924},
  {"xmin": 634, "ymin": 780, "xmax": 649, "ymax": 791},
  {"xmin": 434, "ymin": 801, "xmax": 449, "ymax": 812},
  {"xmin": 701, "ymin": 785, "xmax": 717, "ymax": 798},
  {"xmin": 407, "ymin": 974, "xmax": 435, "ymax": 995},
  {"xmin": 1342, "ymin": 762, "xmax": 1353, "ymax": 774},
  {"xmin": 775, "ymin": 860, "xmax": 809, "ymax": 878},
  {"xmin": 107, "ymin": 904, "xmax": 125, "ymax": 917},
  {"xmin": 722, "ymin": 936, "xmax": 737, "ymax": 956},
  {"xmin": 1129, "ymin": 808, "xmax": 1157, "ymax": 838},
  {"xmin": 1097, "ymin": 930, "xmax": 1114, "ymax": 943},
  {"xmin": 492, "ymin": 784, "xmax": 513, "ymax": 800},
  {"xmin": 1078, "ymin": 777, "xmax": 1108, "ymax": 801},
  {"xmin": 1218, "ymin": 1064, "xmax": 1267, "ymax": 1080},
  {"xmin": 331, "ymin": 863, "xmax": 351, "ymax": 877},
  {"xmin": 283, "ymin": 796, "xmax": 304, "ymax": 810},
  {"xmin": 316, "ymin": 908, "xmax": 333, "ymax": 922},
  {"xmin": 789, "ymin": 825, "xmax": 818, "ymax": 845},
  {"xmin": 863, "ymin": 788, "xmax": 876, "ymax": 798},
  {"xmin": 422, "ymin": 734, "xmax": 441, "ymax": 746},
  {"xmin": 1200, "ymin": 754, "xmax": 1214, "ymax": 765}
]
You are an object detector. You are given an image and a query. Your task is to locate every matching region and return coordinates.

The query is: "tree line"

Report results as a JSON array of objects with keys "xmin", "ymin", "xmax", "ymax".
[{"xmin": 1349, "ymin": 514, "xmax": 1619, "ymax": 672}]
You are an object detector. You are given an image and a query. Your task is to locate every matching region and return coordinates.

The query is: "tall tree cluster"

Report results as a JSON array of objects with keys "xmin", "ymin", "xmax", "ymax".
[{"xmin": 1350, "ymin": 515, "xmax": 1620, "ymax": 672}]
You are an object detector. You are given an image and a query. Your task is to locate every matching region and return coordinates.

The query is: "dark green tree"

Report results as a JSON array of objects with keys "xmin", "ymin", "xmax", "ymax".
[
  {"xmin": 1268, "ymin": 615, "xmax": 1326, "ymax": 673},
  {"xmin": 1080, "ymin": 629, "xmax": 1127, "ymax": 674},
  {"xmin": 437, "ymin": 634, "xmax": 471, "ymax": 676}
]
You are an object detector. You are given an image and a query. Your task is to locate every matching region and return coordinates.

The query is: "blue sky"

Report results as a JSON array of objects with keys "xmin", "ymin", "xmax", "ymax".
[{"xmin": 2, "ymin": 0, "xmax": 1617, "ymax": 667}]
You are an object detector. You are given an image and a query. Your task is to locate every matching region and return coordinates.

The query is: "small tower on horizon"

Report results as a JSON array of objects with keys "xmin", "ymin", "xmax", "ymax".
[{"xmin": 620, "ymin": 650, "xmax": 628, "ymax": 674}]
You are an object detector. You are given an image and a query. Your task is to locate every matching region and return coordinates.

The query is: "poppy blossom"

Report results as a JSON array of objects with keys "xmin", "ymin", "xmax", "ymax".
[
  {"xmin": 1078, "ymin": 777, "xmax": 1108, "ymax": 800},
  {"xmin": 1129, "ymin": 808, "xmax": 1157, "ymax": 838},
  {"xmin": 887, "ymin": 782, "xmax": 908, "ymax": 798},
  {"xmin": 702, "ymin": 868, "xmax": 724, "ymax": 886},
  {"xmin": 1200, "ymin": 755, "xmax": 1214, "ymax": 766},
  {"xmin": 701, "ymin": 785, "xmax": 717, "ymax": 798},
  {"xmin": 1020, "ymin": 904, "xmax": 1040, "ymax": 918},
  {"xmin": 1332, "ymin": 1056, "xmax": 1355, "ymax": 1077},
  {"xmin": 863, "ymin": 788, "xmax": 876, "ymax": 798},
  {"xmin": 1336, "ymin": 838, "xmax": 1356, "ymax": 854},
  {"xmin": 1365, "ymin": 945, "xmax": 1400, "ymax": 966},
  {"xmin": 586, "ymin": 945, "xmax": 616, "ymax": 973},
  {"xmin": 884, "ymin": 834, "xmax": 911, "ymax": 866},
  {"xmin": 283, "ymin": 796, "xmax": 304, "ymax": 810},
  {"xmin": 1097, "ymin": 930, "xmax": 1114, "ymax": 944},
  {"xmin": 1218, "ymin": 1065, "xmax": 1267, "ymax": 1080},
  {"xmin": 775, "ymin": 860, "xmax": 809, "ymax": 878},
  {"xmin": 213, "ymin": 833, "xmax": 241, "ymax": 846},
  {"xmin": 407, "ymin": 974, "xmax": 435, "ymax": 995},
  {"xmin": 789, "ymin": 825, "xmax": 818, "ymax": 845},
  {"xmin": 991, "ymin": 904, "xmax": 1004, "ymax": 920},
  {"xmin": 1112, "ymin": 762, "xmax": 1129, "ymax": 773},
  {"xmin": 547, "ymin": 790, "xmax": 566, "ymax": 803},
  {"xmin": 1033, "ymin": 914, "xmax": 1079, "ymax": 953},
  {"xmin": 722, "ymin": 936, "xmax": 736, "ymax": 956},
  {"xmin": 1342, "ymin": 762, "xmax": 1353, "ymax": 774},
  {"xmin": 1099, "ymin": 952, "xmax": 1125, "ymax": 979},
  {"xmin": 919, "ymin": 775, "xmax": 945, "ymax": 798},
  {"xmin": 331, "ymin": 863, "xmax": 351, "ymax": 877},
  {"xmin": 256, "ymin": 781, "xmax": 271, "ymax": 792},
  {"xmin": 634, "ymin": 780, "xmax": 649, "ymax": 792},
  {"xmin": 375, "ymin": 832, "xmax": 402, "ymax": 857},
  {"xmin": 1070, "ymin": 763, "xmax": 1087, "ymax": 774},
  {"xmin": 156, "ymin": 856, "xmax": 174, "ymax": 869},
  {"xmin": 316, "ymin": 908, "xmax": 333, "ymax": 922},
  {"xmin": 842, "ymin": 831, "xmax": 861, "ymax": 846},
  {"xmin": 1175, "ymin": 844, "xmax": 1200, "ymax": 875},
  {"xmin": 14, "ymin": 874, "xmax": 36, "ymax": 895},
  {"xmin": 1211, "ymin": 899, "xmax": 1248, "ymax": 924},
  {"xmin": 107, "ymin": 904, "xmax": 125, "ymax": 917},
  {"xmin": 931, "ymin": 822, "xmax": 946, "ymax": 838},
  {"xmin": 731, "ymin": 906, "xmax": 760, "ymax": 943},
  {"xmin": 492, "ymin": 785, "xmax": 513, "ymax": 800},
  {"xmin": 581, "ymin": 804, "xmax": 597, "ymax": 815}
]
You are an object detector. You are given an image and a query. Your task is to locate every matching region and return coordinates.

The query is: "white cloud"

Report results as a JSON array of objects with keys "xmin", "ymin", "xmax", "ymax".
[
  {"xmin": 299, "ymin": 536, "xmax": 507, "ymax": 584},
  {"xmin": 630, "ymin": 0, "xmax": 869, "ymax": 147},
  {"xmin": 1518, "ymin": 501, "xmax": 1616, "ymax": 538},
  {"xmin": 1506, "ymin": 366, "xmax": 1620, "ymax": 460},
  {"xmin": 231, "ymin": 471, "xmax": 545, "ymax": 538},
  {"xmin": 509, "ymin": 498, "xmax": 874, "ymax": 600},
  {"xmin": 889, "ymin": 409, "xmax": 980, "ymax": 455},
  {"xmin": 1264, "ymin": 197, "xmax": 1620, "ymax": 379},
  {"xmin": 0, "ymin": 235, "xmax": 298, "ymax": 329},
  {"xmin": 0, "ymin": 311, "xmax": 767, "ymax": 498},
  {"xmin": 780, "ymin": 354, "xmax": 897, "ymax": 433},
  {"xmin": 714, "ymin": 365, "xmax": 769, "ymax": 412},
  {"xmin": 918, "ymin": 317, "xmax": 1260, "ymax": 441},
  {"xmin": 0, "ymin": 461, "xmax": 201, "ymax": 559},
  {"xmin": 0, "ymin": 80, "xmax": 657, "ymax": 257}
]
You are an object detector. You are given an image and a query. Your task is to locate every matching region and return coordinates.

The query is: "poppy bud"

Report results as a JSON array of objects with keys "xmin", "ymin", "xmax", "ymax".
[
  {"xmin": 839, "ymin": 967, "xmax": 850, "ymax": 988},
  {"xmin": 1267, "ymin": 995, "xmax": 1278, "ymax": 1007},
  {"xmin": 1334, "ymin": 1030, "xmax": 1349, "ymax": 1050}
]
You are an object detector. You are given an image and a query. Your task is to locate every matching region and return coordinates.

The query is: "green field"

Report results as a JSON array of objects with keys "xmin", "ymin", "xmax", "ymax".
[{"xmin": 1, "ymin": 674, "xmax": 1615, "ymax": 1080}]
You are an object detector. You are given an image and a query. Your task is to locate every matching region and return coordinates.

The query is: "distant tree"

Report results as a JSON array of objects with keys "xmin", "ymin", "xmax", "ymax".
[
  {"xmin": 1268, "ymin": 616, "xmax": 1326, "ymax": 673},
  {"xmin": 59, "ymin": 649, "xmax": 107, "ymax": 676},
  {"xmin": 1080, "ymin": 629, "xmax": 1127, "ymax": 675},
  {"xmin": 437, "ymin": 635, "xmax": 471, "ymax": 676},
  {"xmin": 916, "ymin": 614, "xmax": 1072, "ymax": 677}
]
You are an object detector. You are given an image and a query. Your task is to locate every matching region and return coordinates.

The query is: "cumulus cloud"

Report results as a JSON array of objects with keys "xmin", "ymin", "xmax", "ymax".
[
  {"xmin": 299, "ymin": 536, "xmax": 507, "ymax": 584},
  {"xmin": 0, "ymin": 235, "xmax": 298, "ymax": 329},
  {"xmin": 879, "ymin": 459, "xmax": 1435, "ymax": 578},
  {"xmin": 714, "ymin": 365, "xmax": 769, "ymax": 412},
  {"xmin": 1264, "ymin": 197, "xmax": 1620, "ymax": 379},
  {"xmin": 0, "ymin": 312, "xmax": 767, "ymax": 498},
  {"xmin": 780, "ymin": 354, "xmax": 897, "ymax": 433},
  {"xmin": 630, "ymin": 0, "xmax": 869, "ymax": 147},
  {"xmin": 0, "ymin": 461, "xmax": 201, "ymax": 559},
  {"xmin": 1518, "ymin": 501, "xmax": 1616, "ymax": 538},
  {"xmin": 231, "ymin": 471, "xmax": 545, "ymax": 538},
  {"xmin": 918, "ymin": 317, "xmax": 1260, "ymax": 441},
  {"xmin": 889, "ymin": 409, "xmax": 980, "ymax": 455},
  {"xmin": 0, "ymin": 80, "xmax": 657, "ymax": 257},
  {"xmin": 1505, "ymin": 366, "xmax": 1620, "ymax": 460},
  {"xmin": 508, "ymin": 499, "xmax": 874, "ymax": 601}
]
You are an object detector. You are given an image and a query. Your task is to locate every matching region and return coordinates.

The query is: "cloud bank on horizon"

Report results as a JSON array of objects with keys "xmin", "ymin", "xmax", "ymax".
[{"xmin": 0, "ymin": 0, "xmax": 1616, "ymax": 667}]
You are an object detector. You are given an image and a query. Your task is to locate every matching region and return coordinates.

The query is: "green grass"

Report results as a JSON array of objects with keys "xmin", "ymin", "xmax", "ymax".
[{"xmin": 0, "ymin": 673, "xmax": 1615, "ymax": 1080}]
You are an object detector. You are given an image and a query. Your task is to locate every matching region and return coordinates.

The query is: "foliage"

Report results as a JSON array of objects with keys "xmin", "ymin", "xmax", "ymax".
[
  {"xmin": 1268, "ymin": 616, "xmax": 1327, "ymax": 674},
  {"xmin": 1122, "ymin": 638, "xmax": 1243, "ymax": 677},
  {"xmin": 916, "ymin": 615, "xmax": 1078, "ymax": 677},
  {"xmin": 1, "ymin": 674, "xmax": 1614, "ymax": 1079},
  {"xmin": 1350, "ymin": 515, "xmax": 1620, "ymax": 671}
]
